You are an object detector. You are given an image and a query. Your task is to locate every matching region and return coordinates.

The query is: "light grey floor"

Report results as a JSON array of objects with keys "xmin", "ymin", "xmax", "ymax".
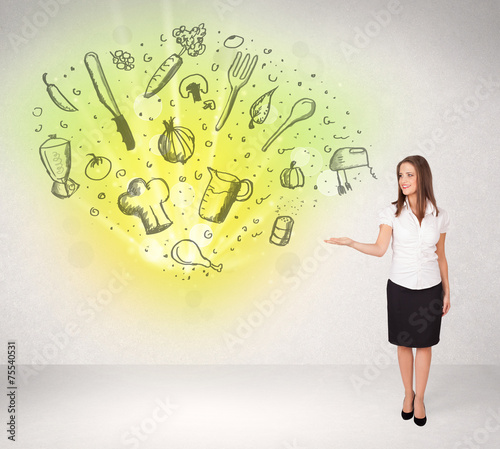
[{"xmin": 6, "ymin": 365, "xmax": 500, "ymax": 448}]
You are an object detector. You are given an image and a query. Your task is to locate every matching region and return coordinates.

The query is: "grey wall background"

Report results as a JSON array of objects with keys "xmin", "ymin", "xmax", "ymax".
[{"xmin": 0, "ymin": 0, "xmax": 499, "ymax": 365}]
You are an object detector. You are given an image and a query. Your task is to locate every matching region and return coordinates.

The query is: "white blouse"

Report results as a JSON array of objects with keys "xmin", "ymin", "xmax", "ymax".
[{"xmin": 378, "ymin": 201, "xmax": 450, "ymax": 290}]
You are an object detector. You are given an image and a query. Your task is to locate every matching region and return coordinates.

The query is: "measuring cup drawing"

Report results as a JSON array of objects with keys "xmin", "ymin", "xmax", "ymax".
[{"xmin": 198, "ymin": 167, "xmax": 253, "ymax": 223}]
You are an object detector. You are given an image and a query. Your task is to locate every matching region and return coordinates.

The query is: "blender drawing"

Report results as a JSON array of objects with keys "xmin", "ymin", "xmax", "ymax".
[{"xmin": 39, "ymin": 134, "xmax": 79, "ymax": 199}]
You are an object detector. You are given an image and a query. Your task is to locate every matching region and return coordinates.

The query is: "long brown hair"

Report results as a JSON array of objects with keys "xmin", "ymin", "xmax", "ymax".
[{"xmin": 392, "ymin": 155, "xmax": 439, "ymax": 221}]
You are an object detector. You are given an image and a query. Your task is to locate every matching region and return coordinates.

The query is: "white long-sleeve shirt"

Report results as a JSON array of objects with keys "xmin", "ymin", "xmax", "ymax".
[{"xmin": 378, "ymin": 201, "xmax": 450, "ymax": 290}]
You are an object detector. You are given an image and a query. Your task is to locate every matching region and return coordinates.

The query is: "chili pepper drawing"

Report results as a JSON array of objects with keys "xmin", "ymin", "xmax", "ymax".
[{"xmin": 42, "ymin": 73, "xmax": 78, "ymax": 112}]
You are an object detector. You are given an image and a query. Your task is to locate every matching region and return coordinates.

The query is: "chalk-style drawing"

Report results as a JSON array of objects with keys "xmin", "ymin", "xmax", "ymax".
[
  {"xmin": 223, "ymin": 35, "xmax": 244, "ymax": 48},
  {"xmin": 110, "ymin": 50, "xmax": 135, "ymax": 71},
  {"xmin": 42, "ymin": 73, "xmax": 78, "ymax": 112},
  {"xmin": 84, "ymin": 52, "xmax": 135, "ymax": 151},
  {"xmin": 179, "ymin": 74, "xmax": 208, "ymax": 102},
  {"xmin": 32, "ymin": 107, "xmax": 43, "ymax": 117},
  {"xmin": 261, "ymin": 98, "xmax": 316, "ymax": 152},
  {"xmin": 144, "ymin": 23, "xmax": 206, "ymax": 99},
  {"xmin": 249, "ymin": 86, "xmax": 277, "ymax": 129},
  {"xmin": 269, "ymin": 216, "xmax": 294, "ymax": 246},
  {"xmin": 329, "ymin": 147, "xmax": 377, "ymax": 195},
  {"xmin": 203, "ymin": 100, "xmax": 216, "ymax": 110},
  {"xmin": 39, "ymin": 134, "xmax": 79, "ymax": 199},
  {"xmin": 158, "ymin": 117, "xmax": 195, "ymax": 164},
  {"xmin": 199, "ymin": 167, "xmax": 253, "ymax": 224},
  {"xmin": 118, "ymin": 178, "xmax": 172, "ymax": 234},
  {"xmin": 280, "ymin": 161, "xmax": 305, "ymax": 189},
  {"xmin": 215, "ymin": 51, "xmax": 258, "ymax": 131},
  {"xmin": 171, "ymin": 239, "xmax": 223, "ymax": 272},
  {"xmin": 85, "ymin": 154, "xmax": 112, "ymax": 181},
  {"xmin": 256, "ymin": 194, "xmax": 270, "ymax": 205}
]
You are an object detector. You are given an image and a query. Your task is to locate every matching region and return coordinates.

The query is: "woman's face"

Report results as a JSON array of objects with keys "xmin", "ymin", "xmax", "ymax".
[{"xmin": 399, "ymin": 162, "xmax": 417, "ymax": 196}]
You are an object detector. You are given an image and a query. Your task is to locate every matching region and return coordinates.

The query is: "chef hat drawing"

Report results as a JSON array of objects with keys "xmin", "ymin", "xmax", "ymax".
[{"xmin": 118, "ymin": 177, "xmax": 172, "ymax": 234}]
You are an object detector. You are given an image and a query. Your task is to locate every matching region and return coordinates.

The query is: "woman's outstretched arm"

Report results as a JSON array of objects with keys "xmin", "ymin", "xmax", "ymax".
[{"xmin": 324, "ymin": 224, "xmax": 393, "ymax": 257}]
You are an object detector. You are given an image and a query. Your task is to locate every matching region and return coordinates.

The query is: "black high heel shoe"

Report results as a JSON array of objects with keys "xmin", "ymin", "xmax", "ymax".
[
  {"xmin": 401, "ymin": 392, "xmax": 415, "ymax": 420},
  {"xmin": 414, "ymin": 403, "xmax": 426, "ymax": 426}
]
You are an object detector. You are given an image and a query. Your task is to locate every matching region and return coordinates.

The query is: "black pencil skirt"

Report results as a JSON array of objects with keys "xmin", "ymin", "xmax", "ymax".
[{"xmin": 387, "ymin": 279, "xmax": 443, "ymax": 348}]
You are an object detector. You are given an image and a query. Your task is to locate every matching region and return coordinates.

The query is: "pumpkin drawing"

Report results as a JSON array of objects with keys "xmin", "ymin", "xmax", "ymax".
[{"xmin": 280, "ymin": 161, "xmax": 305, "ymax": 189}]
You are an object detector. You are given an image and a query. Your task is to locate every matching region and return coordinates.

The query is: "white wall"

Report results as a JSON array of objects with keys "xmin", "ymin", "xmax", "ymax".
[{"xmin": 0, "ymin": 0, "xmax": 498, "ymax": 365}]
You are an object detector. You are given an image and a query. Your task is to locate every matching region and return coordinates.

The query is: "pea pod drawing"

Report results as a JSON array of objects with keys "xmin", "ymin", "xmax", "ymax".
[
  {"xmin": 249, "ymin": 86, "xmax": 277, "ymax": 129},
  {"xmin": 42, "ymin": 73, "xmax": 78, "ymax": 112}
]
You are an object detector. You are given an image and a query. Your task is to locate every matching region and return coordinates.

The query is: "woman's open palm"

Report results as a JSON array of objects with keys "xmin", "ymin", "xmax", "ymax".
[{"xmin": 324, "ymin": 237, "xmax": 353, "ymax": 246}]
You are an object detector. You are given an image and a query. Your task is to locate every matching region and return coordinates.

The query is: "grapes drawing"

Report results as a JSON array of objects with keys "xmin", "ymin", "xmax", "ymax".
[{"xmin": 110, "ymin": 50, "xmax": 135, "ymax": 71}]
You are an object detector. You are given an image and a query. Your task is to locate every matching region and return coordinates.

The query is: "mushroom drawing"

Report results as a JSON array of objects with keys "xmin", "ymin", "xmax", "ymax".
[
  {"xmin": 118, "ymin": 177, "xmax": 173, "ymax": 234},
  {"xmin": 329, "ymin": 147, "xmax": 377, "ymax": 195},
  {"xmin": 179, "ymin": 74, "xmax": 208, "ymax": 102}
]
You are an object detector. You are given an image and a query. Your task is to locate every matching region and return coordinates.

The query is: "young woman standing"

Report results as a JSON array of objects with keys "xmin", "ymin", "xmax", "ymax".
[{"xmin": 325, "ymin": 155, "xmax": 450, "ymax": 426}]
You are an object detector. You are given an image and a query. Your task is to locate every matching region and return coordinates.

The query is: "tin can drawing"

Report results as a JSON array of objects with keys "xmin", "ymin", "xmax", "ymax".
[{"xmin": 269, "ymin": 216, "xmax": 294, "ymax": 246}]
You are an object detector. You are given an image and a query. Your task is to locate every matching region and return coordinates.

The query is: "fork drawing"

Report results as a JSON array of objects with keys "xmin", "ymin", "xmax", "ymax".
[{"xmin": 215, "ymin": 51, "xmax": 258, "ymax": 131}]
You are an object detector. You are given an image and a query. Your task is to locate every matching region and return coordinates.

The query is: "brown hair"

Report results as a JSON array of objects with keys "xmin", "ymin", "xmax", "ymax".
[{"xmin": 392, "ymin": 155, "xmax": 439, "ymax": 221}]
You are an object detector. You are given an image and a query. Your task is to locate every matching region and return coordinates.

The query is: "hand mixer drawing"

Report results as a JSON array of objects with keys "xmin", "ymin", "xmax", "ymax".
[{"xmin": 215, "ymin": 51, "xmax": 258, "ymax": 131}]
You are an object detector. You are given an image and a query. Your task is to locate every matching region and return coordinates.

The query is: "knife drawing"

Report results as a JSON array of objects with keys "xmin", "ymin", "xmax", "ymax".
[{"xmin": 84, "ymin": 51, "xmax": 135, "ymax": 151}]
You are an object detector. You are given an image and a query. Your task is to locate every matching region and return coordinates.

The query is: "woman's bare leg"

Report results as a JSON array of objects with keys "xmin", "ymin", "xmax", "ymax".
[
  {"xmin": 398, "ymin": 346, "xmax": 414, "ymax": 412},
  {"xmin": 414, "ymin": 347, "xmax": 432, "ymax": 418}
]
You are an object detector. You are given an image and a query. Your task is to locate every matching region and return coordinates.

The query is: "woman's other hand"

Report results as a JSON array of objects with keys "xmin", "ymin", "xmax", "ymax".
[{"xmin": 442, "ymin": 292, "xmax": 451, "ymax": 316}]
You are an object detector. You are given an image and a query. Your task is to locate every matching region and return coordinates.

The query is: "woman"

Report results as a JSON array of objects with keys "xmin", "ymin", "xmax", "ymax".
[{"xmin": 325, "ymin": 155, "xmax": 450, "ymax": 427}]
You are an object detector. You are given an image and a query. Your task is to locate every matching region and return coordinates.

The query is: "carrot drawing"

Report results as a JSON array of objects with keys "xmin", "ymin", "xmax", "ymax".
[{"xmin": 144, "ymin": 24, "xmax": 206, "ymax": 99}]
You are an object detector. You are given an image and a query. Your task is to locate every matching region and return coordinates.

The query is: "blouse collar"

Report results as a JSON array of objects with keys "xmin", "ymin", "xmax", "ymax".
[{"xmin": 404, "ymin": 199, "xmax": 437, "ymax": 216}]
